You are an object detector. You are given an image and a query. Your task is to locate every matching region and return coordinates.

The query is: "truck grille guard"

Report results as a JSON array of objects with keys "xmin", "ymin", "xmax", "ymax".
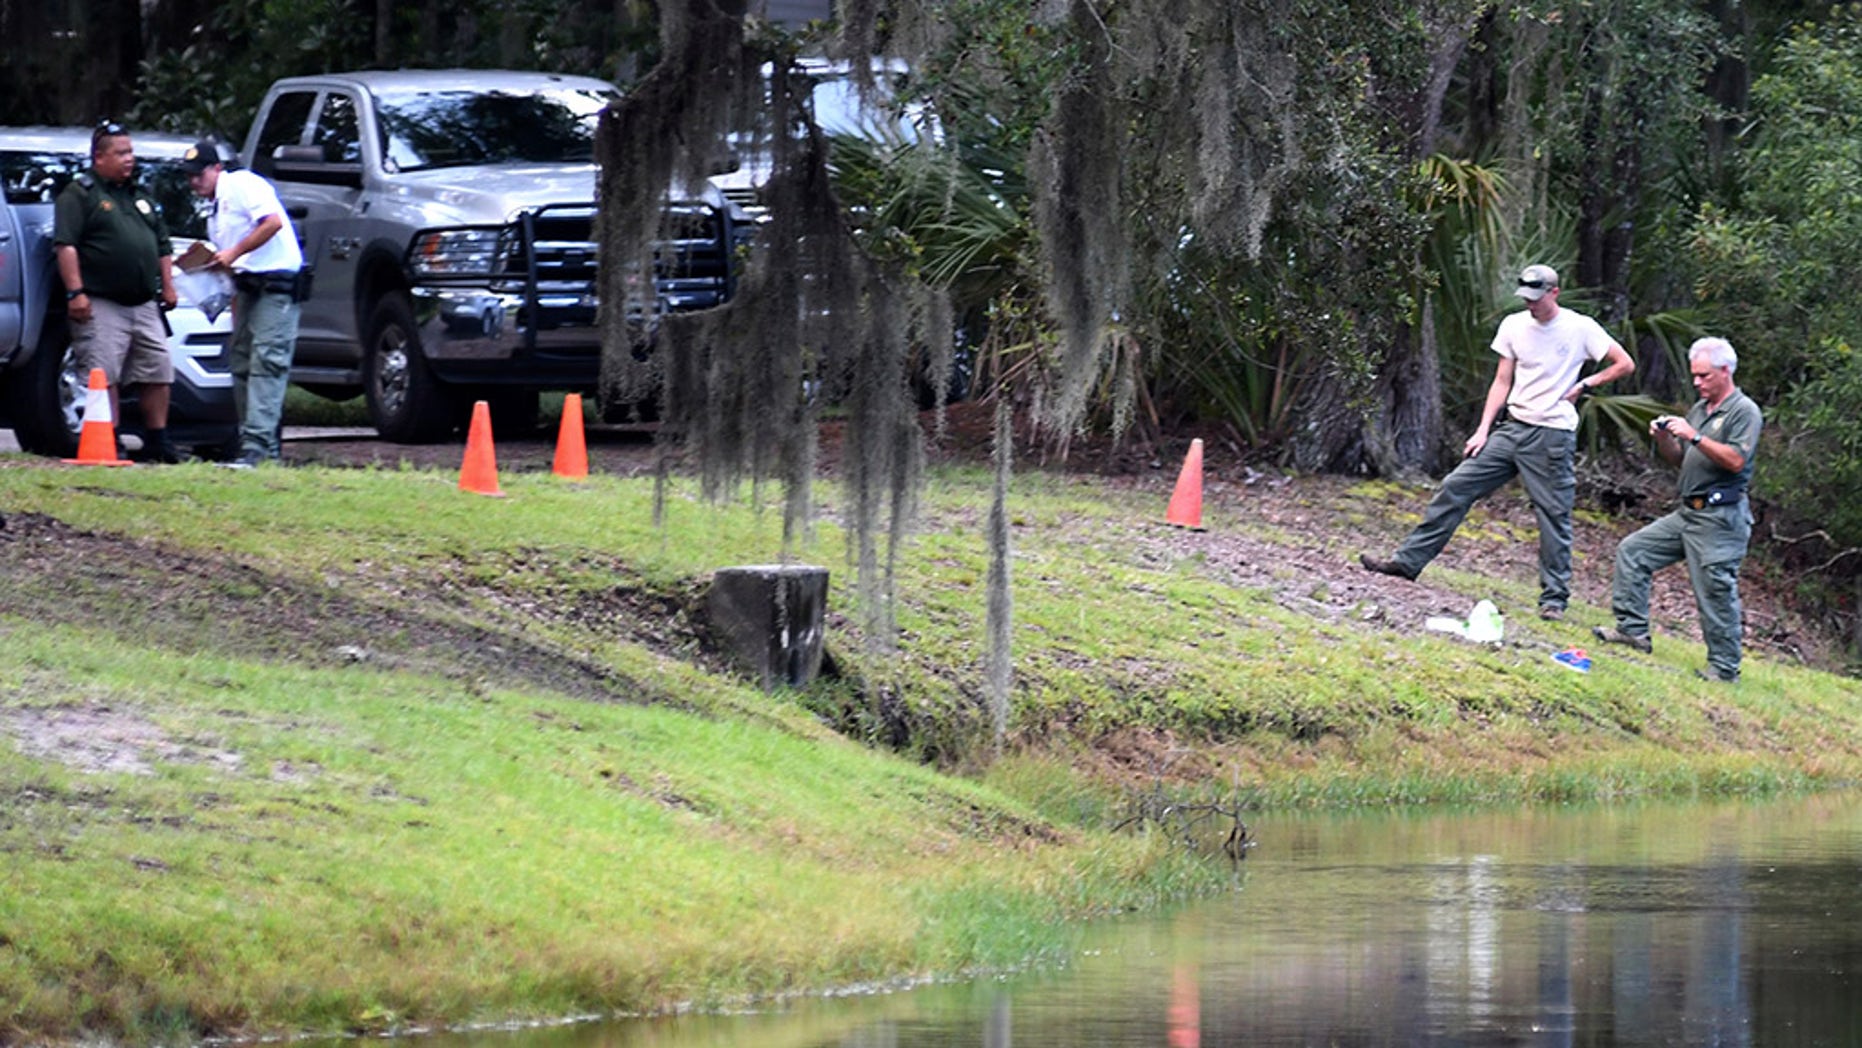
[{"xmin": 407, "ymin": 200, "xmax": 733, "ymax": 354}]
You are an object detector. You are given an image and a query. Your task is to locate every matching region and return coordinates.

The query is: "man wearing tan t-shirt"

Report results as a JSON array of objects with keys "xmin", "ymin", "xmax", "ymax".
[{"xmin": 1361, "ymin": 264, "xmax": 1635, "ymax": 620}]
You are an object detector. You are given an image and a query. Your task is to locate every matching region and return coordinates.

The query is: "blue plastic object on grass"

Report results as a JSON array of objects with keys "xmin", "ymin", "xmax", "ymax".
[{"xmin": 1553, "ymin": 648, "xmax": 1592, "ymax": 673}]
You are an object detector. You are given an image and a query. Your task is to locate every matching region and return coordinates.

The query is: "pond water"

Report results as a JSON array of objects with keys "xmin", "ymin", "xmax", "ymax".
[{"xmin": 371, "ymin": 793, "xmax": 1862, "ymax": 1046}]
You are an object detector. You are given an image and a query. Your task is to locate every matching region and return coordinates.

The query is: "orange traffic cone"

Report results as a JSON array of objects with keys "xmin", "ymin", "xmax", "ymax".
[
  {"xmin": 1165, "ymin": 438, "xmax": 1205, "ymax": 530},
  {"xmin": 63, "ymin": 368, "xmax": 132, "ymax": 466},
  {"xmin": 458, "ymin": 400, "xmax": 505, "ymax": 497},
  {"xmin": 552, "ymin": 392, "xmax": 588, "ymax": 481}
]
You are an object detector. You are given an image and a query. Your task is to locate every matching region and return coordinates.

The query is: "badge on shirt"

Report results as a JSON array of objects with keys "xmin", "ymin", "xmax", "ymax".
[
  {"xmin": 100, "ymin": 200, "xmax": 115, "ymax": 212},
  {"xmin": 136, "ymin": 199, "xmax": 152, "ymax": 215}
]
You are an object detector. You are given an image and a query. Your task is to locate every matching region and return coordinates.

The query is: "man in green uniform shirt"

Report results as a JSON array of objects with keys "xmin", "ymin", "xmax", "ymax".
[
  {"xmin": 1594, "ymin": 337, "xmax": 1763, "ymax": 682},
  {"xmin": 52, "ymin": 122, "xmax": 183, "ymax": 462}
]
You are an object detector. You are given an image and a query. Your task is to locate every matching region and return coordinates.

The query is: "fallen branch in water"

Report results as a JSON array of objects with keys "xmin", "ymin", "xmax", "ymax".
[{"xmin": 1113, "ymin": 780, "xmax": 1254, "ymax": 859}]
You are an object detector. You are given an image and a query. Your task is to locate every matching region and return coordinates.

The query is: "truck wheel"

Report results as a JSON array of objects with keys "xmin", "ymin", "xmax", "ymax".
[
  {"xmin": 363, "ymin": 293, "xmax": 456, "ymax": 443},
  {"xmin": 5, "ymin": 316, "xmax": 83, "ymax": 457}
]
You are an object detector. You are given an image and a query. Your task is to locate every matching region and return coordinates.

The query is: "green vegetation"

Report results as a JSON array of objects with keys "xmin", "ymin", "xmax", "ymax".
[
  {"xmin": 1693, "ymin": 6, "xmax": 1862, "ymax": 551},
  {"xmin": 3, "ymin": 455, "xmax": 1860, "ymax": 1043}
]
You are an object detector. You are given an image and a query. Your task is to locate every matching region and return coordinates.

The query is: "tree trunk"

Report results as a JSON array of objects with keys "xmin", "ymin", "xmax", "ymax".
[
  {"xmin": 1463, "ymin": 9, "xmax": 1502, "ymax": 153},
  {"xmin": 1600, "ymin": 79, "xmax": 1642, "ymax": 333},
  {"xmin": 1701, "ymin": 0, "xmax": 1749, "ymax": 197},
  {"xmin": 1370, "ymin": 304, "xmax": 1445, "ymax": 479},
  {"xmin": 1576, "ymin": 73, "xmax": 1607, "ymax": 295},
  {"xmin": 377, "ymin": 0, "xmax": 394, "ymax": 67},
  {"xmin": 1363, "ymin": 3, "xmax": 1470, "ymax": 477}
]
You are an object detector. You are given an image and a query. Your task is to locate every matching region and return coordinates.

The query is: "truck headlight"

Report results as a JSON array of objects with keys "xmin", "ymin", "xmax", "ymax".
[{"xmin": 408, "ymin": 228, "xmax": 506, "ymax": 278}]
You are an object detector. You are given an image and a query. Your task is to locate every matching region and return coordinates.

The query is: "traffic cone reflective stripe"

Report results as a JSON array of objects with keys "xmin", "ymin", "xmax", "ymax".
[
  {"xmin": 63, "ymin": 367, "xmax": 132, "ymax": 466},
  {"xmin": 1165, "ymin": 438, "xmax": 1204, "ymax": 530},
  {"xmin": 458, "ymin": 400, "xmax": 505, "ymax": 497},
  {"xmin": 552, "ymin": 392, "xmax": 588, "ymax": 481}
]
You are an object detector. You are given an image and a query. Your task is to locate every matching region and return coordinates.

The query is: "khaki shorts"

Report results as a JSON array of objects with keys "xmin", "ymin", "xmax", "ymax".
[{"xmin": 73, "ymin": 298, "xmax": 173, "ymax": 386}]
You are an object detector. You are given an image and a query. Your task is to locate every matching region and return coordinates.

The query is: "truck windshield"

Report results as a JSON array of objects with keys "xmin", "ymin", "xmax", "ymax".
[{"xmin": 375, "ymin": 87, "xmax": 618, "ymax": 172}]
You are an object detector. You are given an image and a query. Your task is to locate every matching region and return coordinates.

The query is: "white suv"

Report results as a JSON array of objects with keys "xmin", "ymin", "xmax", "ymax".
[{"xmin": 0, "ymin": 126, "xmax": 236, "ymax": 458}]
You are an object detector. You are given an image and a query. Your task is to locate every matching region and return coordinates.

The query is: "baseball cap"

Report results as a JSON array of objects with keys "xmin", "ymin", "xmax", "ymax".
[
  {"xmin": 1514, "ymin": 264, "xmax": 1559, "ymax": 301},
  {"xmin": 179, "ymin": 139, "xmax": 225, "ymax": 176}
]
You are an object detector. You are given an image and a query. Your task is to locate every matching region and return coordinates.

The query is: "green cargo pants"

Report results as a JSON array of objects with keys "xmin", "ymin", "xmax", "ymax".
[
  {"xmin": 1609, "ymin": 504, "xmax": 1751, "ymax": 679},
  {"xmin": 1389, "ymin": 418, "xmax": 1577, "ymax": 611}
]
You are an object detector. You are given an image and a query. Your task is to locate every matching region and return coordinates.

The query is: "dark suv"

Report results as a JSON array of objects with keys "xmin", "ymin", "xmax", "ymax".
[{"xmin": 1, "ymin": 127, "xmax": 236, "ymax": 457}]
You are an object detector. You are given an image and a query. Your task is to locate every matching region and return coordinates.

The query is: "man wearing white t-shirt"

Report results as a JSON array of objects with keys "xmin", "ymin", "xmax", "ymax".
[
  {"xmin": 1361, "ymin": 264, "xmax": 1635, "ymax": 620},
  {"xmin": 181, "ymin": 139, "xmax": 304, "ymax": 468}
]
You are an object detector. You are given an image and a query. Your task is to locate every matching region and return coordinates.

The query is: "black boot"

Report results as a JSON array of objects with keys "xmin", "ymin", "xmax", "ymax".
[{"xmin": 142, "ymin": 428, "xmax": 190, "ymax": 464}]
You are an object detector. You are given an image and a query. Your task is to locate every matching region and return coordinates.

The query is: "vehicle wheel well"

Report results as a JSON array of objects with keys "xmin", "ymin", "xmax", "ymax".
[{"xmin": 355, "ymin": 245, "xmax": 411, "ymax": 339}]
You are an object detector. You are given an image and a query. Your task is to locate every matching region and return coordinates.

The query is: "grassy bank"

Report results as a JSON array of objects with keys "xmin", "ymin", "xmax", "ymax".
[{"xmin": 2, "ymin": 453, "xmax": 1860, "ymax": 1042}]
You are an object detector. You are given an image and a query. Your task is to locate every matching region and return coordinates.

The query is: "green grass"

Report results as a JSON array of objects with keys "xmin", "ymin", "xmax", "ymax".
[
  {"xmin": 3, "ymin": 453, "xmax": 1861, "ymax": 1042},
  {"xmin": 281, "ymin": 386, "xmax": 371, "ymax": 426},
  {"xmin": 0, "ymin": 621, "xmax": 1200, "ymax": 1042}
]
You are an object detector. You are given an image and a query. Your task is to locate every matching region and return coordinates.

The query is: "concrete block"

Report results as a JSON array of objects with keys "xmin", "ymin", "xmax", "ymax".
[{"xmin": 706, "ymin": 565, "xmax": 828, "ymax": 690}]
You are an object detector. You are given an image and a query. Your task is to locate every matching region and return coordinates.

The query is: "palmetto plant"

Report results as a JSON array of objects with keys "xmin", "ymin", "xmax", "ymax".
[
  {"xmin": 830, "ymin": 129, "xmax": 1077, "ymax": 424},
  {"xmin": 829, "ymin": 132, "xmax": 1032, "ymax": 308},
  {"xmin": 1418, "ymin": 153, "xmax": 1683, "ymax": 461}
]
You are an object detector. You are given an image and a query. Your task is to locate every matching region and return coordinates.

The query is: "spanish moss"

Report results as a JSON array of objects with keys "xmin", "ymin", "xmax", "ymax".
[
  {"xmin": 599, "ymin": 2, "xmax": 927, "ymax": 648},
  {"xmin": 1029, "ymin": 0, "xmax": 1127, "ymax": 440}
]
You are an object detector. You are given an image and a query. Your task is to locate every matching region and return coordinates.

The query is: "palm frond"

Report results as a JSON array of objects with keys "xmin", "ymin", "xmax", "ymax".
[{"xmin": 1578, "ymin": 392, "xmax": 1669, "ymax": 459}]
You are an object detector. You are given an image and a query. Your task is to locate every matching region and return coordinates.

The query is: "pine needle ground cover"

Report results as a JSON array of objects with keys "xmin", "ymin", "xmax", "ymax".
[{"xmin": 2, "ymin": 455, "xmax": 1858, "ymax": 1042}]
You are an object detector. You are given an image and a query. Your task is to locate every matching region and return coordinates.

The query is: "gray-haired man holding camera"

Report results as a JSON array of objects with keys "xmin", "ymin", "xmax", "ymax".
[{"xmin": 1594, "ymin": 337, "xmax": 1762, "ymax": 682}]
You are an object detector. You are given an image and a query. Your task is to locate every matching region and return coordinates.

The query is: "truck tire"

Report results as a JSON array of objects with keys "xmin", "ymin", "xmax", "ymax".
[
  {"xmin": 363, "ymin": 292, "xmax": 456, "ymax": 443},
  {"xmin": 5, "ymin": 316, "xmax": 83, "ymax": 457}
]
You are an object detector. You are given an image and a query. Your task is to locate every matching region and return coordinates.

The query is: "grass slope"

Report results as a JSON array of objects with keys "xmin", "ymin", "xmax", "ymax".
[{"xmin": 2, "ymin": 453, "xmax": 1859, "ymax": 1042}]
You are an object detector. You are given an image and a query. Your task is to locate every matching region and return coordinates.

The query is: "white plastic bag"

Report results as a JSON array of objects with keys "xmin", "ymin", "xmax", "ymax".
[
  {"xmin": 1465, "ymin": 599, "xmax": 1504, "ymax": 642},
  {"xmin": 1425, "ymin": 599, "xmax": 1505, "ymax": 642},
  {"xmin": 174, "ymin": 266, "xmax": 235, "ymax": 323}
]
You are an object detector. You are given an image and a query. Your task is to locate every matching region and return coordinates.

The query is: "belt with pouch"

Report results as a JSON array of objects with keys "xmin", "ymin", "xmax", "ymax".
[
  {"xmin": 1683, "ymin": 486, "xmax": 1743, "ymax": 510},
  {"xmin": 233, "ymin": 269, "xmax": 307, "ymax": 298}
]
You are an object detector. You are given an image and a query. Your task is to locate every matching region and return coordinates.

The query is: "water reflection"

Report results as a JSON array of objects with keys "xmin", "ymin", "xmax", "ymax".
[{"xmin": 347, "ymin": 794, "xmax": 1862, "ymax": 1047}]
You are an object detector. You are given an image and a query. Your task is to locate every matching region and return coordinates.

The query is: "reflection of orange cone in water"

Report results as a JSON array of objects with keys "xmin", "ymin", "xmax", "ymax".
[
  {"xmin": 1168, "ymin": 963, "xmax": 1200, "ymax": 1048},
  {"xmin": 1165, "ymin": 438, "xmax": 1204, "ymax": 530},
  {"xmin": 458, "ymin": 400, "xmax": 505, "ymax": 497},
  {"xmin": 64, "ymin": 368, "xmax": 132, "ymax": 466},
  {"xmin": 552, "ymin": 392, "xmax": 588, "ymax": 481}
]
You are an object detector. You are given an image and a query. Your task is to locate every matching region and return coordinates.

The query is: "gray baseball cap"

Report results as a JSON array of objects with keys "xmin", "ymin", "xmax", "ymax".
[{"xmin": 1515, "ymin": 264, "xmax": 1559, "ymax": 301}]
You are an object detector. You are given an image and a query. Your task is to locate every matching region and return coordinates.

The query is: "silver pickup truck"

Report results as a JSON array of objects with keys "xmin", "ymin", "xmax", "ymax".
[
  {"xmin": 244, "ymin": 69, "xmax": 739, "ymax": 441},
  {"xmin": 0, "ymin": 127, "xmax": 235, "ymax": 457}
]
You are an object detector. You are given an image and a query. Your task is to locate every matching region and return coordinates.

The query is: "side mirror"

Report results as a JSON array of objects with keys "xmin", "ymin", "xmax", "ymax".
[{"xmin": 271, "ymin": 144, "xmax": 363, "ymax": 188}]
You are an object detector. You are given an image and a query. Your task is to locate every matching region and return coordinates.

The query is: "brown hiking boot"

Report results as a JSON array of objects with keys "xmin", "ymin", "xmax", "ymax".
[
  {"xmin": 1592, "ymin": 625, "xmax": 1652, "ymax": 654},
  {"xmin": 1359, "ymin": 553, "xmax": 1416, "ymax": 580},
  {"xmin": 1538, "ymin": 604, "xmax": 1564, "ymax": 621}
]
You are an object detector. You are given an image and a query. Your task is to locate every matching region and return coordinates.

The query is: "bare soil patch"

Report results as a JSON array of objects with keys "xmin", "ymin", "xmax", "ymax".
[
  {"xmin": 0, "ymin": 511, "xmax": 657, "ymax": 705},
  {"xmin": 0, "ymin": 703, "xmax": 240, "ymax": 777}
]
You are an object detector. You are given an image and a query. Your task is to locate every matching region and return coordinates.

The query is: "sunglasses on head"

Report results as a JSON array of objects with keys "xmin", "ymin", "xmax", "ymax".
[
  {"xmin": 92, "ymin": 120, "xmax": 127, "ymax": 147},
  {"xmin": 1518, "ymin": 279, "xmax": 1551, "ymax": 290}
]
